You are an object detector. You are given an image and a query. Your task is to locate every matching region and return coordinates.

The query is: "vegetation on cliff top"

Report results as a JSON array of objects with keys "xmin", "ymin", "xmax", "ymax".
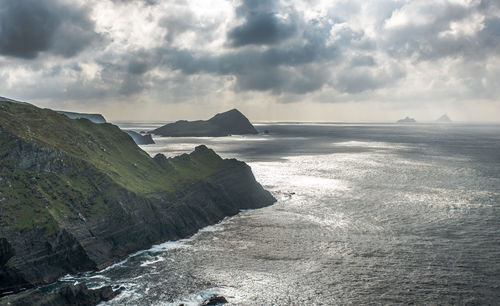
[{"xmin": 0, "ymin": 101, "xmax": 227, "ymax": 232}]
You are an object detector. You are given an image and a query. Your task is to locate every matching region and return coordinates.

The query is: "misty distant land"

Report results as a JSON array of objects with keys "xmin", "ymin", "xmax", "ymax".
[
  {"xmin": 436, "ymin": 114, "xmax": 452, "ymax": 122},
  {"xmin": 397, "ymin": 116, "xmax": 417, "ymax": 123},
  {"xmin": 396, "ymin": 114, "xmax": 453, "ymax": 123}
]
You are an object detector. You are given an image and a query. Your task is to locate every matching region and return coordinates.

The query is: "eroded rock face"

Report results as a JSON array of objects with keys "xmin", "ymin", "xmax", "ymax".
[
  {"xmin": 1, "ymin": 283, "xmax": 122, "ymax": 306},
  {"xmin": 123, "ymin": 130, "xmax": 155, "ymax": 145},
  {"xmin": 0, "ymin": 101, "xmax": 275, "ymax": 299},
  {"xmin": 0, "ymin": 238, "xmax": 13, "ymax": 266}
]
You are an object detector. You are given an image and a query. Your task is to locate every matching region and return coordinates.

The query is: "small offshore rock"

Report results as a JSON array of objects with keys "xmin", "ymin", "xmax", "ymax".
[{"xmin": 201, "ymin": 295, "xmax": 228, "ymax": 305}]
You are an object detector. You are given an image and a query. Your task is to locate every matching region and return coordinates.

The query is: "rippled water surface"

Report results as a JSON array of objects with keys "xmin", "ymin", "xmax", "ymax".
[{"xmin": 52, "ymin": 123, "xmax": 500, "ymax": 305}]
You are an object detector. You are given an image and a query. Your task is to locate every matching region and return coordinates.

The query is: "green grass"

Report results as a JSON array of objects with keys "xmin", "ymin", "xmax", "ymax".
[
  {"xmin": 0, "ymin": 101, "xmax": 227, "ymax": 232},
  {"xmin": 0, "ymin": 101, "xmax": 225, "ymax": 194}
]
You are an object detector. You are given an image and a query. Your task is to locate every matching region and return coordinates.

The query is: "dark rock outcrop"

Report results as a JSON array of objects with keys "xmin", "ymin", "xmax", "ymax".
[
  {"xmin": 201, "ymin": 295, "xmax": 228, "ymax": 305},
  {"xmin": 397, "ymin": 116, "xmax": 416, "ymax": 123},
  {"xmin": 0, "ymin": 283, "xmax": 121, "ymax": 306},
  {"xmin": 124, "ymin": 130, "xmax": 155, "ymax": 145},
  {"xmin": 0, "ymin": 101, "xmax": 275, "ymax": 300},
  {"xmin": 151, "ymin": 109, "xmax": 258, "ymax": 137}
]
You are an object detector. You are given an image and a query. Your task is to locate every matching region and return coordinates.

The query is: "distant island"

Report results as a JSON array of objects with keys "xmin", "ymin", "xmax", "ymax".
[
  {"xmin": 150, "ymin": 108, "xmax": 258, "ymax": 137},
  {"xmin": 436, "ymin": 114, "xmax": 452, "ymax": 122},
  {"xmin": 124, "ymin": 130, "xmax": 155, "ymax": 145},
  {"xmin": 397, "ymin": 116, "xmax": 417, "ymax": 123}
]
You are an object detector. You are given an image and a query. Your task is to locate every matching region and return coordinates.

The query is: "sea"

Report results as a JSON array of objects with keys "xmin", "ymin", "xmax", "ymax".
[{"xmin": 47, "ymin": 122, "xmax": 500, "ymax": 305}]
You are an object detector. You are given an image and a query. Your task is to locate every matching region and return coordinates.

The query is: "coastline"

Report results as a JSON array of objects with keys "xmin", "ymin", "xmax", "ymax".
[{"xmin": 1, "ymin": 207, "xmax": 274, "ymax": 305}]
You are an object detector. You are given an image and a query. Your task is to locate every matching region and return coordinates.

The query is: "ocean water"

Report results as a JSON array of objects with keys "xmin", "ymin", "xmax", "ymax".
[{"xmin": 51, "ymin": 123, "xmax": 500, "ymax": 305}]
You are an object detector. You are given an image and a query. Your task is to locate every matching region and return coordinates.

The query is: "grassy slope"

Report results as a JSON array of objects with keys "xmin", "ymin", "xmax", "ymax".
[{"xmin": 0, "ymin": 101, "xmax": 225, "ymax": 233}]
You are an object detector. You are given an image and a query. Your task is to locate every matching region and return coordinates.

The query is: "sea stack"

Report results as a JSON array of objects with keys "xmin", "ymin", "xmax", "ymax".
[{"xmin": 150, "ymin": 109, "xmax": 258, "ymax": 137}]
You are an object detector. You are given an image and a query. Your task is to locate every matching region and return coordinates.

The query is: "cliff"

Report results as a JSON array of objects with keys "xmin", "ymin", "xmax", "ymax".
[
  {"xmin": 0, "ymin": 96, "xmax": 32, "ymax": 106},
  {"xmin": 1, "ymin": 283, "xmax": 121, "ymax": 306},
  {"xmin": 56, "ymin": 111, "xmax": 107, "ymax": 124},
  {"xmin": 150, "ymin": 109, "xmax": 258, "ymax": 137},
  {"xmin": 0, "ymin": 95, "xmax": 107, "ymax": 124},
  {"xmin": 123, "ymin": 130, "xmax": 155, "ymax": 145},
  {"xmin": 0, "ymin": 101, "xmax": 275, "ymax": 298}
]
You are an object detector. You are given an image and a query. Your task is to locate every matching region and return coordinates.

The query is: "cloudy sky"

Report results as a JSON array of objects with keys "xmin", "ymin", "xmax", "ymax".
[{"xmin": 1, "ymin": 0, "xmax": 499, "ymax": 122}]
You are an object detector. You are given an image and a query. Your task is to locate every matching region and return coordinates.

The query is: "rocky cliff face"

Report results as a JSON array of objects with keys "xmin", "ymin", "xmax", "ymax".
[
  {"xmin": 0, "ymin": 101, "xmax": 275, "ymax": 298},
  {"xmin": 150, "ymin": 108, "xmax": 258, "ymax": 137},
  {"xmin": 123, "ymin": 130, "xmax": 155, "ymax": 145},
  {"xmin": 1, "ymin": 283, "xmax": 122, "ymax": 306}
]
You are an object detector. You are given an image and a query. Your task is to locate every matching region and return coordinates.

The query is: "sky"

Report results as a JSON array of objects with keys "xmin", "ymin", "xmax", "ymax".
[{"xmin": 0, "ymin": 0, "xmax": 499, "ymax": 122}]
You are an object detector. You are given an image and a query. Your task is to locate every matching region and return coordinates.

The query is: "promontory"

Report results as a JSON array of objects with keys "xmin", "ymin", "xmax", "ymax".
[{"xmin": 0, "ymin": 101, "xmax": 275, "ymax": 303}]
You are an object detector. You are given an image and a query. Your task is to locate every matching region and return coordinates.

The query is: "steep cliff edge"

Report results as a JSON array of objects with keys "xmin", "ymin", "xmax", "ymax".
[
  {"xmin": 124, "ymin": 130, "xmax": 155, "ymax": 145},
  {"xmin": 56, "ymin": 111, "xmax": 106, "ymax": 124},
  {"xmin": 150, "ymin": 109, "xmax": 258, "ymax": 137},
  {"xmin": 0, "ymin": 101, "xmax": 275, "ymax": 296},
  {"xmin": 0, "ymin": 96, "xmax": 107, "ymax": 124}
]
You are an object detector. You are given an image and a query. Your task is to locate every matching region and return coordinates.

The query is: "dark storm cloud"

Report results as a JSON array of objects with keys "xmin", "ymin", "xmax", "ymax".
[
  {"xmin": 111, "ymin": 0, "xmax": 158, "ymax": 5},
  {"xmin": 228, "ymin": 0, "xmax": 297, "ymax": 47},
  {"xmin": 128, "ymin": 59, "xmax": 150, "ymax": 75},
  {"xmin": 126, "ymin": 50, "xmax": 154, "ymax": 75},
  {"xmin": 334, "ymin": 65, "xmax": 406, "ymax": 94},
  {"xmin": 162, "ymin": 18, "xmax": 339, "ymax": 94},
  {"xmin": 3, "ymin": 0, "xmax": 500, "ymax": 109},
  {"xmin": 0, "ymin": 0, "xmax": 100, "ymax": 59},
  {"xmin": 350, "ymin": 55, "xmax": 376, "ymax": 67},
  {"xmin": 228, "ymin": 13, "xmax": 297, "ymax": 47}
]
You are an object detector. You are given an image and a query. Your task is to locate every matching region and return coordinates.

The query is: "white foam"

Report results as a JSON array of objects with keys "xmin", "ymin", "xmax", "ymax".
[
  {"xmin": 139, "ymin": 256, "xmax": 166, "ymax": 267},
  {"xmin": 148, "ymin": 239, "xmax": 190, "ymax": 253}
]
